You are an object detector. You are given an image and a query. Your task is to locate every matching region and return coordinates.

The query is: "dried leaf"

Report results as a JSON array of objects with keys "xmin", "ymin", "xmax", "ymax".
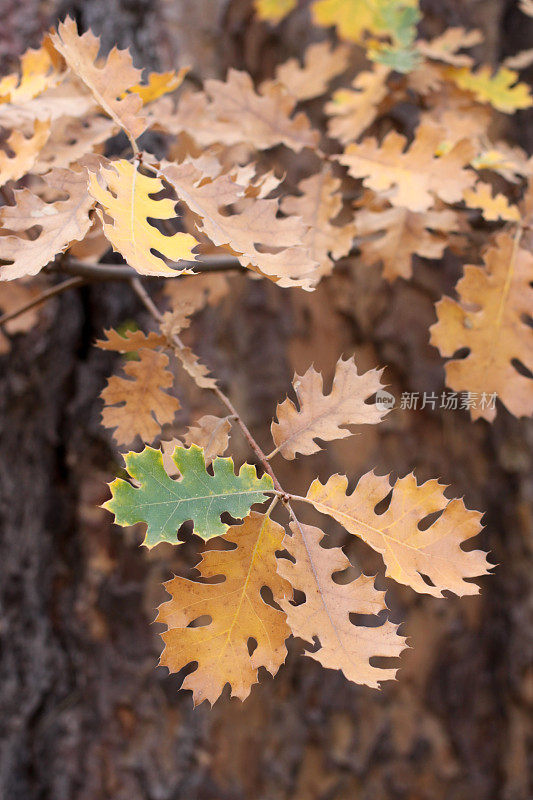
[
  {"xmin": 0, "ymin": 38, "xmax": 64, "ymax": 103},
  {"xmin": 356, "ymin": 201, "xmax": 461, "ymax": 280},
  {"xmin": 446, "ymin": 66, "xmax": 532, "ymax": 113},
  {"xmin": 161, "ymin": 158, "xmax": 317, "ymax": 289},
  {"xmin": 0, "ymin": 281, "xmax": 43, "ymax": 352},
  {"xmin": 50, "ymin": 17, "xmax": 147, "ymax": 142},
  {"xmin": 104, "ymin": 445, "xmax": 274, "ymax": 546},
  {"xmin": 0, "ymin": 120, "xmax": 50, "ymax": 187},
  {"xmin": 0, "ymin": 168, "xmax": 94, "ymax": 281},
  {"xmin": 311, "ymin": 0, "xmax": 419, "ymax": 44},
  {"xmin": 175, "ymin": 345, "xmax": 218, "ymax": 390},
  {"xmin": 87, "ymin": 159, "xmax": 199, "ymax": 276},
  {"xmin": 157, "ymin": 512, "xmax": 291, "ymax": 705},
  {"xmin": 34, "ymin": 115, "xmax": 114, "ymax": 173},
  {"xmin": 306, "ymin": 471, "xmax": 490, "ymax": 596},
  {"xmin": 184, "ymin": 414, "xmax": 232, "ymax": 464},
  {"xmin": 101, "ymin": 348, "xmax": 179, "ymax": 446},
  {"xmin": 95, "ymin": 328, "xmax": 166, "ymax": 352},
  {"xmin": 325, "ymin": 64, "xmax": 390, "ymax": 144},
  {"xmin": 416, "ymin": 28, "xmax": 483, "ymax": 67},
  {"xmin": 262, "ymin": 41, "xmax": 350, "ymax": 101},
  {"xmin": 339, "ymin": 121, "xmax": 475, "ymax": 213},
  {"xmin": 271, "ymin": 356, "xmax": 386, "ymax": 459},
  {"xmin": 430, "ymin": 232, "xmax": 533, "ymax": 421},
  {"xmin": 463, "ymin": 183, "xmax": 521, "ymax": 222},
  {"xmin": 278, "ymin": 520, "xmax": 406, "ymax": 687}
]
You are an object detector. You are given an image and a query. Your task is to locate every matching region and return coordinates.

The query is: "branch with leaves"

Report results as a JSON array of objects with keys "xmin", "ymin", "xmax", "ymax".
[{"xmin": 1, "ymin": 1, "xmax": 532, "ymax": 705}]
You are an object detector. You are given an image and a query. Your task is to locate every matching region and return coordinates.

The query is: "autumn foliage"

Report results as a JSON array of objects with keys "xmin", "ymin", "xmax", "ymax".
[{"xmin": 1, "ymin": 0, "xmax": 532, "ymax": 706}]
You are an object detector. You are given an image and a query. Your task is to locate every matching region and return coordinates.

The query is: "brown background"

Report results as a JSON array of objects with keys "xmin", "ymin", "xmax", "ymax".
[{"xmin": 0, "ymin": 1, "xmax": 532, "ymax": 799}]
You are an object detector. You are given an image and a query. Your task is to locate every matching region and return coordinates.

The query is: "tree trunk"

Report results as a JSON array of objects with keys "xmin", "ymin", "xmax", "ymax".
[{"xmin": 0, "ymin": 2, "xmax": 531, "ymax": 799}]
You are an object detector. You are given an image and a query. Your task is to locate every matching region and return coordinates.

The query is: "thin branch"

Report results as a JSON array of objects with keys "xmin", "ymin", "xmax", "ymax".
[
  {"xmin": 0, "ymin": 277, "xmax": 87, "ymax": 328},
  {"xmin": 52, "ymin": 255, "xmax": 246, "ymax": 282},
  {"xmin": 129, "ymin": 277, "xmax": 285, "ymax": 495}
]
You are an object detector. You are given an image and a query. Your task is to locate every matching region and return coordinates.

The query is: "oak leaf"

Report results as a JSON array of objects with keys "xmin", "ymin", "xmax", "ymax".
[
  {"xmin": 356, "ymin": 201, "xmax": 461, "ymax": 280},
  {"xmin": 50, "ymin": 17, "xmax": 147, "ymax": 143},
  {"xmin": 446, "ymin": 66, "xmax": 532, "ymax": 113},
  {"xmin": 100, "ymin": 348, "xmax": 179, "ymax": 446},
  {"xmin": 0, "ymin": 168, "xmax": 94, "ymax": 281},
  {"xmin": 339, "ymin": 121, "xmax": 476, "ymax": 213},
  {"xmin": 463, "ymin": 183, "xmax": 521, "ymax": 222},
  {"xmin": 325, "ymin": 64, "xmax": 390, "ymax": 144},
  {"xmin": 281, "ymin": 167, "xmax": 356, "ymax": 279},
  {"xmin": 0, "ymin": 120, "xmax": 50, "ymax": 187},
  {"xmin": 161, "ymin": 159, "xmax": 317, "ymax": 289},
  {"xmin": 157, "ymin": 512, "xmax": 291, "ymax": 705},
  {"xmin": 311, "ymin": 0, "xmax": 419, "ymax": 44},
  {"xmin": 0, "ymin": 38, "xmax": 64, "ymax": 104},
  {"xmin": 430, "ymin": 232, "xmax": 533, "ymax": 421},
  {"xmin": 95, "ymin": 328, "xmax": 166, "ymax": 352},
  {"xmin": 104, "ymin": 445, "xmax": 274, "ymax": 546},
  {"xmin": 184, "ymin": 414, "xmax": 232, "ymax": 464},
  {"xmin": 254, "ymin": 0, "xmax": 297, "ymax": 22},
  {"xmin": 306, "ymin": 471, "xmax": 490, "ymax": 596},
  {"xmin": 126, "ymin": 68, "xmax": 189, "ymax": 104},
  {"xmin": 278, "ymin": 521, "xmax": 406, "ymax": 687},
  {"xmin": 87, "ymin": 159, "xmax": 199, "ymax": 276},
  {"xmin": 34, "ymin": 115, "xmax": 114, "ymax": 173},
  {"xmin": 416, "ymin": 28, "xmax": 482, "ymax": 67},
  {"xmin": 271, "ymin": 356, "xmax": 386, "ymax": 459},
  {"xmin": 261, "ymin": 41, "xmax": 350, "ymax": 101}
]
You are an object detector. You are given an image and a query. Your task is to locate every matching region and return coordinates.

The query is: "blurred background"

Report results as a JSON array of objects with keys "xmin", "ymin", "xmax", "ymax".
[{"xmin": 0, "ymin": 1, "xmax": 532, "ymax": 798}]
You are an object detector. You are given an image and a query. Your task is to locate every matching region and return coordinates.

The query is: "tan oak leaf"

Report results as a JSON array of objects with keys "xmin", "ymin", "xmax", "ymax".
[
  {"xmin": 184, "ymin": 414, "xmax": 232, "ymax": 464},
  {"xmin": 0, "ymin": 120, "xmax": 50, "ymax": 187},
  {"xmin": 261, "ymin": 41, "xmax": 350, "ymax": 101}
]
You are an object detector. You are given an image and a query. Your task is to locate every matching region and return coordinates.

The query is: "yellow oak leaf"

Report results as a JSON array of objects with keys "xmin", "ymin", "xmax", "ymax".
[
  {"xmin": 0, "ymin": 120, "xmax": 50, "ymax": 188},
  {"xmin": 271, "ymin": 355, "xmax": 386, "ymax": 459},
  {"xmin": 339, "ymin": 121, "xmax": 476, "ymax": 213},
  {"xmin": 325, "ymin": 63, "xmax": 390, "ymax": 144},
  {"xmin": 446, "ymin": 66, "xmax": 532, "ymax": 113},
  {"xmin": 281, "ymin": 167, "xmax": 356, "ymax": 279},
  {"xmin": 430, "ymin": 232, "xmax": 533, "ymax": 421},
  {"xmin": 261, "ymin": 41, "xmax": 350, "ymax": 101},
  {"xmin": 356, "ymin": 200, "xmax": 461, "ymax": 280},
  {"xmin": 126, "ymin": 68, "xmax": 189, "ymax": 104},
  {"xmin": 463, "ymin": 183, "xmax": 521, "ymax": 222},
  {"xmin": 101, "ymin": 348, "xmax": 179, "ymax": 447},
  {"xmin": 87, "ymin": 159, "xmax": 199, "ymax": 276},
  {"xmin": 254, "ymin": 0, "xmax": 297, "ymax": 22},
  {"xmin": 50, "ymin": 17, "xmax": 147, "ymax": 143},
  {"xmin": 278, "ymin": 521, "xmax": 406, "ymax": 687},
  {"xmin": 306, "ymin": 471, "xmax": 490, "ymax": 596},
  {"xmin": 311, "ymin": 0, "xmax": 418, "ymax": 43},
  {"xmin": 0, "ymin": 168, "xmax": 94, "ymax": 281},
  {"xmin": 157, "ymin": 512, "xmax": 291, "ymax": 705},
  {"xmin": 0, "ymin": 38, "xmax": 64, "ymax": 104}
]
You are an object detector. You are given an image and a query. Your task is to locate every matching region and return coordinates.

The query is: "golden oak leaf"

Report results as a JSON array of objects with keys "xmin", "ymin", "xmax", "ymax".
[
  {"xmin": 161, "ymin": 159, "xmax": 317, "ymax": 289},
  {"xmin": 0, "ymin": 120, "xmax": 50, "ymax": 188},
  {"xmin": 157, "ymin": 512, "xmax": 291, "ymax": 705},
  {"xmin": 311, "ymin": 0, "xmax": 419, "ymax": 43},
  {"xmin": 126, "ymin": 68, "xmax": 189, "ymax": 104},
  {"xmin": 446, "ymin": 66, "xmax": 532, "ymax": 113},
  {"xmin": 416, "ymin": 28, "xmax": 482, "ymax": 67},
  {"xmin": 184, "ymin": 414, "xmax": 232, "ymax": 464},
  {"xmin": 0, "ymin": 168, "xmax": 94, "ymax": 281},
  {"xmin": 339, "ymin": 121, "xmax": 476, "ymax": 213},
  {"xmin": 278, "ymin": 521, "xmax": 406, "ymax": 687},
  {"xmin": 0, "ymin": 38, "xmax": 64, "ymax": 104},
  {"xmin": 356, "ymin": 201, "xmax": 461, "ymax": 280},
  {"xmin": 325, "ymin": 64, "xmax": 390, "ymax": 144},
  {"xmin": 271, "ymin": 356, "xmax": 386, "ymax": 459},
  {"xmin": 95, "ymin": 328, "xmax": 166, "ymax": 352},
  {"xmin": 87, "ymin": 159, "xmax": 199, "ymax": 276},
  {"xmin": 156, "ymin": 70, "xmax": 319, "ymax": 153},
  {"xmin": 430, "ymin": 232, "xmax": 533, "ymax": 421},
  {"xmin": 281, "ymin": 167, "xmax": 356, "ymax": 279},
  {"xmin": 254, "ymin": 0, "xmax": 297, "ymax": 22},
  {"xmin": 306, "ymin": 471, "xmax": 490, "ymax": 596},
  {"xmin": 50, "ymin": 17, "xmax": 147, "ymax": 143},
  {"xmin": 261, "ymin": 41, "xmax": 350, "ymax": 101},
  {"xmin": 463, "ymin": 183, "xmax": 520, "ymax": 222},
  {"xmin": 101, "ymin": 348, "xmax": 179, "ymax": 446},
  {"xmin": 34, "ymin": 115, "xmax": 115, "ymax": 173}
]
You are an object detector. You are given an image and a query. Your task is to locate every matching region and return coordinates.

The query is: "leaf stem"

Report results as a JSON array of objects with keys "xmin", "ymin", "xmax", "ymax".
[{"xmin": 0, "ymin": 277, "xmax": 87, "ymax": 328}]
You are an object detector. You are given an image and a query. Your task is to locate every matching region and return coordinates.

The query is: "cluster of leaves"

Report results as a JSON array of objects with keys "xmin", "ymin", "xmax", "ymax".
[{"xmin": 1, "ymin": 1, "xmax": 532, "ymax": 705}]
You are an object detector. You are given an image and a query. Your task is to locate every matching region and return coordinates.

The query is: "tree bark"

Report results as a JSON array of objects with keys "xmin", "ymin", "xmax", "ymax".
[{"xmin": 0, "ymin": 2, "xmax": 531, "ymax": 799}]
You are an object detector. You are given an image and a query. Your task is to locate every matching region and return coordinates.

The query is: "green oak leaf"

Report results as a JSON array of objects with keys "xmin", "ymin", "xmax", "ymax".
[{"xmin": 103, "ymin": 444, "xmax": 274, "ymax": 547}]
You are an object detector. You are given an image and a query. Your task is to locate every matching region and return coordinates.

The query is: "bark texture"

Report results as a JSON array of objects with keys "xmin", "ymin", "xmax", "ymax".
[{"xmin": 0, "ymin": 1, "xmax": 532, "ymax": 799}]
